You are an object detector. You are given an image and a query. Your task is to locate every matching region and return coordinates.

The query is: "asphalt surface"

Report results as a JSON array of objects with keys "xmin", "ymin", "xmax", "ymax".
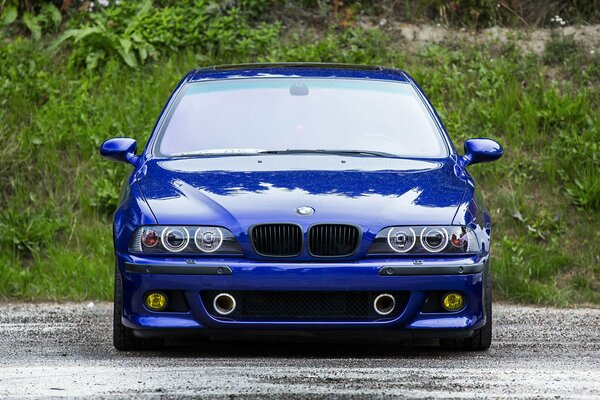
[{"xmin": 0, "ymin": 303, "xmax": 599, "ymax": 399}]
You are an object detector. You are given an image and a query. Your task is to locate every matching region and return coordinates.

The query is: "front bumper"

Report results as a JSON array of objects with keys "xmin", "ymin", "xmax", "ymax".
[{"xmin": 118, "ymin": 253, "xmax": 487, "ymax": 336}]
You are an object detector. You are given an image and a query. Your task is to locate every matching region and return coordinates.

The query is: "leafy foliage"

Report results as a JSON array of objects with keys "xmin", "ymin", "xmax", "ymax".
[
  {"xmin": 1, "ymin": 2, "xmax": 61, "ymax": 39},
  {"xmin": 0, "ymin": 207, "xmax": 67, "ymax": 255},
  {"xmin": 49, "ymin": 0, "xmax": 280, "ymax": 69}
]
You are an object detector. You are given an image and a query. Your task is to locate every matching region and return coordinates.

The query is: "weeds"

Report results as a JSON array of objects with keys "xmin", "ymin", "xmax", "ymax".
[
  {"xmin": 566, "ymin": 167, "xmax": 600, "ymax": 210},
  {"xmin": 50, "ymin": 0, "xmax": 281, "ymax": 69},
  {"xmin": 0, "ymin": 207, "xmax": 67, "ymax": 256},
  {"xmin": 543, "ymin": 31, "xmax": 582, "ymax": 65}
]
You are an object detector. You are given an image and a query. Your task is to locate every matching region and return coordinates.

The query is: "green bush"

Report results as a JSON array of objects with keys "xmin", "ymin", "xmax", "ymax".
[{"xmin": 50, "ymin": 0, "xmax": 280, "ymax": 69}]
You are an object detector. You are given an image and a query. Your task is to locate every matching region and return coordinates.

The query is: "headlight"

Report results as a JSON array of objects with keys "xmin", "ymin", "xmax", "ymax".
[
  {"xmin": 130, "ymin": 226, "xmax": 242, "ymax": 255},
  {"xmin": 387, "ymin": 227, "xmax": 417, "ymax": 253},
  {"xmin": 369, "ymin": 226, "xmax": 480, "ymax": 255},
  {"xmin": 194, "ymin": 227, "xmax": 223, "ymax": 252},
  {"xmin": 161, "ymin": 227, "xmax": 190, "ymax": 252},
  {"xmin": 420, "ymin": 227, "xmax": 448, "ymax": 253}
]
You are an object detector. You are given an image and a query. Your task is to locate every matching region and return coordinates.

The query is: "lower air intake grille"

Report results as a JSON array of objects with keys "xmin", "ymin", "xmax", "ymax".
[
  {"xmin": 308, "ymin": 224, "xmax": 360, "ymax": 257},
  {"xmin": 202, "ymin": 291, "xmax": 407, "ymax": 320},
  {"xmin": 251, "ymin": 224, "xmax": 303, "ymax": 257}
]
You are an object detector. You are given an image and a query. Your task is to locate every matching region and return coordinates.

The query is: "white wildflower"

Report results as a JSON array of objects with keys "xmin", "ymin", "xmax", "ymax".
[
  {"xmin": 98, "ymin": 0, "xmax": 109, "ymax": 6},
  {"xmin": 550, "ymin": 15, "xmax": 567, "ymax": 26}
]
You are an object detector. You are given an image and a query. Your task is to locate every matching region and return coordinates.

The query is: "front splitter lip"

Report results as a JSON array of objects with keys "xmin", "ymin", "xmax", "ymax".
[
  {"xmin": 122, "ymin": 312, "xmax": 487, "ymax": 331},
  {"xmin": 131, "ymin": 327, "xmax": 476, "ymax": 341}
]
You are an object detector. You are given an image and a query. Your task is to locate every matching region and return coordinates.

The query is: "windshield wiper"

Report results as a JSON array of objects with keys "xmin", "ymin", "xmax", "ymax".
[
  {"xmin": 258, "ymin": 149, "xmax": 398, "ymax": 158},
  {"xmin": 171, "ymin": 149, "xmax": 398, "ymax": 158},
  {"xmin": 171, "ymin": 149, "xmax": 267, "ymax": 156}
]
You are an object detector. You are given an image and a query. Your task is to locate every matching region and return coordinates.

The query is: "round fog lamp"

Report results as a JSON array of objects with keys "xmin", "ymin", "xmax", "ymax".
[
  {"xmin": 145, "ymin": 292, "xmax": 168, "ymax": 311},
  {"xmin": 442, "ymin": 292, "xmax": 465, "ymax": 311}
]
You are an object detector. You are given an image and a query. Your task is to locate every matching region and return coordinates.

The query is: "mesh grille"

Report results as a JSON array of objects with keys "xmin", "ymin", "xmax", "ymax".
[
  {"xmin": 202, "ymin": 291, "xmax": 406, "ymax": 320},
  {"xmin": 251, "ymin": 224, "xmax": 303, "ymax": 257},
  {"xmin": 308, "ymin": 224, "xmax": 360, "ymax": 257}
]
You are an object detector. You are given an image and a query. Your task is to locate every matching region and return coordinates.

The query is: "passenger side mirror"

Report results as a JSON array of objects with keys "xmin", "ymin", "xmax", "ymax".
[
  {"xmin": 99, "ymin": 138, "xmax": 139, "ymax": 166},
  {"xmin": 460, "ymin": 138, "xmax": 503, "ymax": 167}
]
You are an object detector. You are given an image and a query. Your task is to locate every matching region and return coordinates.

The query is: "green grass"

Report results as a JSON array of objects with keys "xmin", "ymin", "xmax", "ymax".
[
  {"xmin": 0, "ymin": 8, "xmax": 599, "ymax": 304},
  {"xmin": 0, "ymin": 221, "xmax": 113, "ymax": 299}
]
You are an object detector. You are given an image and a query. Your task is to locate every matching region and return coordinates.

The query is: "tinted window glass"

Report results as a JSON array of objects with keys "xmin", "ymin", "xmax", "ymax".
[{"xmin": 156, "ymin": 78, "xmax": 447, "ymax": 158}]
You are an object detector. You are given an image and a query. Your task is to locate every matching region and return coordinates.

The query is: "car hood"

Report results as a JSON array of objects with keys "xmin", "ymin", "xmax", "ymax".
[{"xmin": 136, "ymin": 155, "xmax": 467, "ymax": 234}]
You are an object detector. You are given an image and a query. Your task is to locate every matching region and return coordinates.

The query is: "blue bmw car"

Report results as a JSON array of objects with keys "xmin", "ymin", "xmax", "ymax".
[{"xmin": 100, "ymin": 63, "xmax": 503, "ymax": 351}]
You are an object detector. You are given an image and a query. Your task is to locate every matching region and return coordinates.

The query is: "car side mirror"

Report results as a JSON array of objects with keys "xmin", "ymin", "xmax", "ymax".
[
  {"xmin": 99, "ymin": 138, "xmax": 139, "ymax": 166},
  {"xmin": 460, "ymin": 138, "xmax": 503, "ymax": 167}
]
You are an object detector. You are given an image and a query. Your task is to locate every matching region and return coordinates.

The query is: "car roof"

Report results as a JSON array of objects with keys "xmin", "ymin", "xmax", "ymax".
[{"xmin": 189, "ymin": 63, "xmax": 409, "ymax": 83}]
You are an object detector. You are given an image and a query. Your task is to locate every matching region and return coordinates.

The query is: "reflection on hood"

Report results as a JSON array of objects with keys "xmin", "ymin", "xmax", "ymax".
[{"xmin": 137, "ymin": 156, "xmax": 467, "ymax": 232}]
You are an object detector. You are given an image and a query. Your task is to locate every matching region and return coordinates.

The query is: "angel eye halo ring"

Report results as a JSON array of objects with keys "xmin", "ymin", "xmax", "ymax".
[
  {"xmin": 160, "ymin": 227, "xmax": 190, "ymax": 252},
  {"xmin": 387, "ymin": 227, "xmax": 416, "ymax": 253},
  {"xmin": 420, "ymin": 227, "xmax": 449, "ymax": 253},
  {"xmin": 194, "ymin": 227, "xmax": 224, "ymax": 252}
]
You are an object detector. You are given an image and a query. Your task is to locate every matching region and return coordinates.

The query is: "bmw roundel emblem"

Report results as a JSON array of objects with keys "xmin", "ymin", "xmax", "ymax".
[{"xmin": 295, "ymin": 206, "xmax": 315, "ymax": 216}]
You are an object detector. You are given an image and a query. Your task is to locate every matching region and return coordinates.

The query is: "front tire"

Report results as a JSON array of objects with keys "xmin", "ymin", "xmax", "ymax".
[
  {"xmin": 113, "ymin": 266, "xmax": 164, "ymax": 351},
  {"xmin": 441, "ymin": 262, "xmax": 492, "ymax": 351}
]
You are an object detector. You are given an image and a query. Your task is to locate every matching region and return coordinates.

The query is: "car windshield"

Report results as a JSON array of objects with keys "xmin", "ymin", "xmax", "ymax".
[{"xmin": 155, "ymin": 78, "xmax": 447, "ymax": 158}]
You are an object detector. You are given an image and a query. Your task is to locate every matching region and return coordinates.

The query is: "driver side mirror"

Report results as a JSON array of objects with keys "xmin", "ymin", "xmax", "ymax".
[
  {"xmin": 99, "ymin": 138, "xmax": 139, "ymax": 166},
  {"xmin": 460, "ymin": 138, "xmax": 503, "ymax": 167}
]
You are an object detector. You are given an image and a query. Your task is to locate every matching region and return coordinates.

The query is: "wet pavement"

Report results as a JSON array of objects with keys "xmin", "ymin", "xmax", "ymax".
[{"xmin": 1, "ymin": 302, "xmax": 599, "ymax": 399}]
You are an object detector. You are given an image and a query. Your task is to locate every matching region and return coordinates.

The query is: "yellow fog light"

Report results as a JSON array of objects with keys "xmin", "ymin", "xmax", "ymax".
[
  {"xmin": 442, "ymin": 292, "xmax": 465, "ymax": 311},
  {"xmin": 145, "ymin": 292, "xmax": 168, "ymax": 311}
]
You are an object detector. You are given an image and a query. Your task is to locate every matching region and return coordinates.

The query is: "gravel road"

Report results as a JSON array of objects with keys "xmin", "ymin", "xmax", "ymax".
[{"xmin": 1, "ymin": 303, "xmax": 599, "ymax": 399}]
